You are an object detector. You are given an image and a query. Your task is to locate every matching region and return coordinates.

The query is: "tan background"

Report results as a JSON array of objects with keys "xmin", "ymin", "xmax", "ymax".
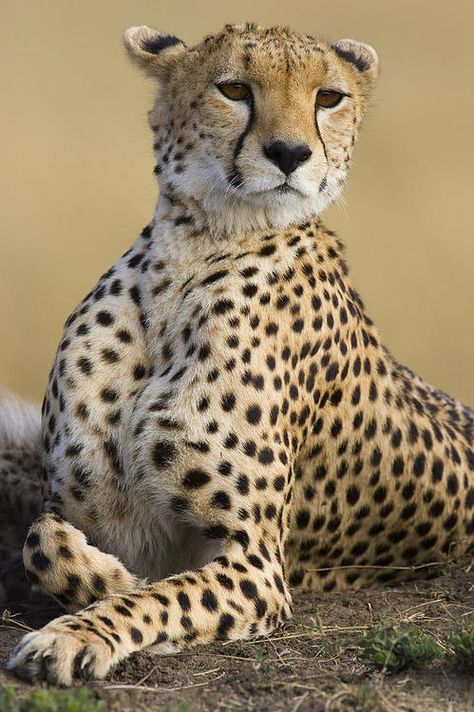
[{"xmin": 1, "ymin": 1, "xmax": 473, "ymax": 405}]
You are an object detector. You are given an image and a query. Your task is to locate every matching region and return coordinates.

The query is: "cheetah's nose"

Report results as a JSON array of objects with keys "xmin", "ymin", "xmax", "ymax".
[{"xmin": 263, "ymin": 140, "xmax": 312, "ymax": 175}]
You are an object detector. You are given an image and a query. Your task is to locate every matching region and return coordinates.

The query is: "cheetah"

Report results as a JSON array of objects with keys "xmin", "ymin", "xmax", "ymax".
[{"xmin": 3, "ymin": 23, "xmax": 473, "ymax": 685}]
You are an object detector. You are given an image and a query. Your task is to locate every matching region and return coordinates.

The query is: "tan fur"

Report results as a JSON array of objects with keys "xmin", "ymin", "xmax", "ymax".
[{"xmin": 4, "ymin": 24, "xmax": 472, "ymax": 685}]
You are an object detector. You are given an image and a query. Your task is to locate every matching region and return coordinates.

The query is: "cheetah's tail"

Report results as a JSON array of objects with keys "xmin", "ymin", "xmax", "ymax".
[{"xmin": 0, "ymin": 392, "xmax": 43, "ymax": 604}]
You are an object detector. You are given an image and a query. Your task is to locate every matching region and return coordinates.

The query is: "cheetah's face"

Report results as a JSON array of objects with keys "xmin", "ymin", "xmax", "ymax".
[{"xmin": 124, "ymin": 24, "xmax": 378, "ymax": 234}]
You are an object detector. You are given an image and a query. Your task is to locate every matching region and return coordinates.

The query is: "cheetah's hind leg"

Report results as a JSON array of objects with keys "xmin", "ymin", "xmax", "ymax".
[
  {"xmin": 23, "ymin": 513, "xmax": 142, "ymax": 612},
  {"xmin": 0, "ymin": 393, "xmax": 43, "ymax": 603}
]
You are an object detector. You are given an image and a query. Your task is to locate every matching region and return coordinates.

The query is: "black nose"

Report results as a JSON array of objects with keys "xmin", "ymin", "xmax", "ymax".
[{"xmin": 263, "ymin": 140, "xmax": 312, "ymax": 175}]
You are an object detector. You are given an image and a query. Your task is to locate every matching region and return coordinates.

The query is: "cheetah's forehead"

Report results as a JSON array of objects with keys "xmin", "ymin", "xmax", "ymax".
[
  {"xmin": 191, "ymin": 24, "xmax": 333, "ymax": 85},
  {"xmin": 199, "ymin": 23, "xmax": 327, "ymax": 55}
]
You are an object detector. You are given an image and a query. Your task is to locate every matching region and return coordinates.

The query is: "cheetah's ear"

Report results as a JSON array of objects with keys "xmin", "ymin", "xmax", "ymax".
[
  {"xmin": 331, "ymin": 39, "xmax": 379, "ymax": 82},
  {"xmin": 123, "ymin": 26, "xmax": 186, "ymax": 78}
]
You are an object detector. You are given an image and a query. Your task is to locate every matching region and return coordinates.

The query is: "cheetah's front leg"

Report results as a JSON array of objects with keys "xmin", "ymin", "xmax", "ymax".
[
  {"xmin": 7, "ymin": 535, "xmax": 292, "ymax": 684},
  {"xmin": 9, "ymin": 295, "xmax": 300, "ymax": 683}
]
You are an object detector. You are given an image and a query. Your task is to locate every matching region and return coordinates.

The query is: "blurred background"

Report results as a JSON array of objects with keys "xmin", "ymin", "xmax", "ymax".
[{"xmin": 1, "ymin": 0, "xmax": 473, "ymax": 405}]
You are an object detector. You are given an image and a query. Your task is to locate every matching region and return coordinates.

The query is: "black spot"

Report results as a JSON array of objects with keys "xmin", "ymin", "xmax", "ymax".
[
  {"xmin": 92, "ymin": 574, "xmax": 106, "ymax": 594},
  {"xmin": 392, "ymin": 456, "xmax": 404, "ymax": 476},
  {"xmin": 204, "ymin": 530, "xmax": 229, "ymax": 548},
  {"xmin": 265, "ymin": 322, "xmax": 279, "ymax": 336},
  {"xmin": 216, "ymin": 573, "xmax": 234, "ymax": 590},
  {"xmin": 221, "ymin": 393, "xmax": 236, "ymax": 412},
  {"xmin": 152, "ymin": 593, "xmax": 169, "ymax": 606},
  {"xmin": 175, "ymin": 215, "xmax": 194, "ymax": 227},
  {"xmin": 289, "ymin": 569, "xmax": 304, "ymax": 587},
  {"xmin": 96, "ymin": 311, "xmax": 114, "ymax": 326},
  {"xmin": 443, "ymin": 513, "xmax": 457, "ymax": 531},
  {"xmin": 243, "ymin": 283, "xmax": 258, "ymax": 298},
  {"xmin": 258, "ymin": 447, "xmax": 274, "ymax": 464},
  {"xmin": 77, "ymin": 357, "xmax": 93, "ymax": 375},
  {"xmin": 224, "ymin": 432, "xmax": 238, "ymax": 449},
  {"xmin": 218, "ymin": 460, "xmax": 232, "ymax": 476},
  {"xmin": 325, "ymin": 362, "xmax": 339, "ymax": 381},
  {"xmin": 431, "ymin": 459, "xmax": 444, "ymax": 483},
  {"xmin": 213, "ymin": 299, "xmax": 234, "ymax": 315},
  {"xmin": 233, "ymin": 529, "xmax": 250, "ymax": 549},
  {"xmin": 201, "ymin": 270, "xmax": 228, "ymax": 286},
  {"xmin": 110, "ymin": 279, "xmax": 123, "ymax": 296},
  {"xmin": 101, "ymin": 348, "xmax": 119, "ymax": 364},
  {"xmin": 183, "ymin": 468, "xmax": 211, "ymax": 489},
  {"xmin": 153, "ymin": 440, "xmax": 177, "ymax": 469},
  {"xmin": 413, "ymin": 453, "xmax": 426, "ymax": 477},
  {"xmin": 133, "ymin": 363, "xmax": 147, "ymax": 380},
  {"xmin": 31, "ymin": 551, "xmax": 51, "ymax": 571},
  {"xmin": 100, "ymin": 387, "xmax": 119, "ymax": 403},
  {"xmin": 217, "ymin": 612, "xmax": 235, "ymax": 639},
  {"xmin": 240, "ymin": 579, "xmax": 258, "ymax": 598},
  {"xmin": 273, "ymin": 475, "xmax": 285, "ymax": 491},
  {"xmin": 388, "ymin": 530, "xmax": 407, "ymax": 544},
  {"xmin": 237, "ymin": 474, "xmax": 249, "ymax": 495},
  {"xmin": 177, "ymin": 591, "xmax": 191, "ymax": 611},
  {"xmin": 130, "ymin": 627, "xmax": 143, "ymax": 645},
  {"xmin": 276, "ymin": 295, "xmax": 290, "ymax": 310},
  {"xmin": 259, "ymin": 243, "xmax": 276, "ymax": 257},
  {"xmin": 25, "ymin": 532, "xmax": 40, "ymax": 548},
  {"xmin": 346, "ymin": 485, "xmax": 360, "ymax": 506},
  {"xmin": 466, "ymin": 488, "xmax": 474, "ymax": 509},
  {"xmin": 416, "ymin": 521, "xmax": 432, "ymax": 537},
  {"xmin": 365, "ymin": 419, "xmax": 377, "ymax": 440},
  {"xmin": 447, "ymin": 473, "xmax": 459, "ymax": 496},
  {"xmin": 401, "ymin": 503, "xmax": 417, "ymax": 520},
  {"xmin": 129, "ymin": 286, "xmax": 141, "ymax": 306},
  {"xmin": 116, "ymin": 329, "xmax": 132, "ymax": 343},
  {"xmin": 98, "ymin": 616, "xmax": 115, "ymax": 629},
  {"xmin": 429, "ymin": 500, "xmax": 445, "ymax": 518},
  {"xmin": 246, "ymin": 404, "xmax": 262, "ymax": 424},
  {"xmin": 212, "ymin": 490, "xmax": 231, "ymax": 510},
  {"xmin": 296, "ymin": 510, "xmax": 310, "ymax": 529},
  {"xmin": 201, "ymin": 589, "xmax": 218, "ymax": 611}
]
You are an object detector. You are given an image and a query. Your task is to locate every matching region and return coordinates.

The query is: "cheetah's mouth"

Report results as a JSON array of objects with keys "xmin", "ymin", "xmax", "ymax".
[
  {"xmin": 249, "ymin": 181, "xmax": 306, "ymax": 198},
  {"xmin": 276, "ymin": 183, "xmax": 296, "ymax": 194}
]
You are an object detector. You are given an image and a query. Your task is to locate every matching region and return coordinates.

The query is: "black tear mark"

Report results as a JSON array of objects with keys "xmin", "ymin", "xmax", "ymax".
[
  {"xmin": 332, "ymin": 45, "xmax": 370, "ymax": 73},
  {"xmin": 314, "ymin": 107, "xmax": 328, "ymax": 163},
  {"xmin": 228, "ymin": 93, "xmax": 255, "ymax": 188},
  {"xmin": 142, "ymin": 35, "xmax": 185, "ymax": 55}
]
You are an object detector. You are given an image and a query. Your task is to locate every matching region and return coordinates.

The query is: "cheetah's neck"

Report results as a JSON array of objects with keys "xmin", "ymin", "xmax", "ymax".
[{"xmin": 152, "ymin": 186, "xmax": 324, "ymax": 246}]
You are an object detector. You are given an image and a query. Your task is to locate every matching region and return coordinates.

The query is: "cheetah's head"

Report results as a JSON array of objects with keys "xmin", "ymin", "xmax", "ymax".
[{"xmin": 124, "ymin": 24, "xmax": 378, "ymax": 236}]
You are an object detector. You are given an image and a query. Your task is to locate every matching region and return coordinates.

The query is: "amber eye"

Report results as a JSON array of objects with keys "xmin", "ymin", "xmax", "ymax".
[
  {"xmin": 217, "ymin": 82, "xmax": 251, "ymax": 101},
  {"xmin": 316, "ymin": 90, "xmax": 344, "ymax": 109}
]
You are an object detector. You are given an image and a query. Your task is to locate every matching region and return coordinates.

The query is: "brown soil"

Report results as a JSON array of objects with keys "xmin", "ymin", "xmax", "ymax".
[{"xmin": 1, "ymin": 566, "xmax": 473, "ymax": 712}]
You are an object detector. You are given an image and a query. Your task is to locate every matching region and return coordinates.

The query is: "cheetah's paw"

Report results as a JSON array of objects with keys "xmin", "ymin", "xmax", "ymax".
[{"xmin": 6, "ymin": 619, "xmax": 114, "ymax": 685}]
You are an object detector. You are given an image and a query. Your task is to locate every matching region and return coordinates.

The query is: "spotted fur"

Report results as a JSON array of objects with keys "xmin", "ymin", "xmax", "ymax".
[{"xmin": 4, "ymin": 24, "xmax": 473, "ymax": 685}]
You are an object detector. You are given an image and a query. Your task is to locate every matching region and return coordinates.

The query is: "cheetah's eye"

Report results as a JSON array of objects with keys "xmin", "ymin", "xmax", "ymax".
[
  {"xmin": 217, "ymin": 82, "xmax": 251, "ymax": 101},
  {"xmin": 316, "ymin": 90, "xmax": 344, "ymax": 109}
]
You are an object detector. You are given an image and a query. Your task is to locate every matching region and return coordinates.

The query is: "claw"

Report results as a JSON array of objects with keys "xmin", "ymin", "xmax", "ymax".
[
  {"xmin": 72, "ymin": 649, "xmax": 84, "ymax": 677},
  {"xmin": 6, "ymin": 623, "xmax": 112, "ymax": 685}
]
